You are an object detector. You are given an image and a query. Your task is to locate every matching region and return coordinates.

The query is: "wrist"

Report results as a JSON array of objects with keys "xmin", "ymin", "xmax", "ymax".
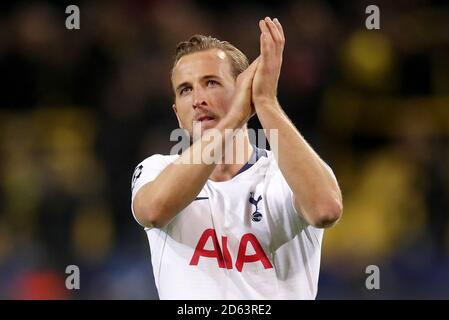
[
  {"xmin": 253, "ymin": 96, "xmax": 280, "ymax": 109},
  {"xmin": 218, "ymin": 111, "xmax": 247, "ymax": 130}
]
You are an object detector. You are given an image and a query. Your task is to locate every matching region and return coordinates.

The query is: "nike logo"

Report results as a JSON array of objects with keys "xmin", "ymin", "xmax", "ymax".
[{"xmin": 195, "ymin": 197, "xmax": 209, "ymax": 201}]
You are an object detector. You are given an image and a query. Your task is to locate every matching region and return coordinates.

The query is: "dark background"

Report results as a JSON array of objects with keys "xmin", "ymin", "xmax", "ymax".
[{"xmin": 0, "ymin": 0, "xmax": 448, "ymax": 299}]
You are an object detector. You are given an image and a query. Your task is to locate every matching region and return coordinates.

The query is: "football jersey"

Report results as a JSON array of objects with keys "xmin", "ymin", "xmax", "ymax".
[{"xmin": 131, "ymin": 147, "xmax": 324, "ymax": 299}]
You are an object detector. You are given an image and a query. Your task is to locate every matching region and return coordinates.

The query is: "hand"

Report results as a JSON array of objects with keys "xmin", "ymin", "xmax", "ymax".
[
  {"xmin": 227, "ymin": 56, "xmax": 260, "ymax": 126},
  {"xmin": 252, "ymin": 17, "xmax": 285, "ymax": 107}
]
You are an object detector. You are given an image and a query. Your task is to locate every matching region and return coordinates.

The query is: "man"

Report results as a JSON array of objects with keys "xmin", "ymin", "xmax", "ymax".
[{"xmin": 131, "ymin": 17, "xmax": 342, "ymax": 299}]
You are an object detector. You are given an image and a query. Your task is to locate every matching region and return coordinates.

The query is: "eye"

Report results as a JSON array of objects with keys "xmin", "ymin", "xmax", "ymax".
[
  {"xmin": 180, "ymin": 86, "xmax": 192, "ymax": 95},
  {"xmin": 207, "ymin": 80, "xmax": 219, "ymax": 87}
]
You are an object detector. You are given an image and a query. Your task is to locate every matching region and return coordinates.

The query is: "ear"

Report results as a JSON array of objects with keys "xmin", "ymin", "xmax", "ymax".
[{"xmin": 172, "ymin": 104, "xmax": 183, "ymax": 129}]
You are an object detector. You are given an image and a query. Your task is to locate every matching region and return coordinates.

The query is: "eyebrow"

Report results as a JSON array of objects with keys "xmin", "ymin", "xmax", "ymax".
[{"xmin": 175, "ymin": 75, "xmax": 222, "ymax": 93}]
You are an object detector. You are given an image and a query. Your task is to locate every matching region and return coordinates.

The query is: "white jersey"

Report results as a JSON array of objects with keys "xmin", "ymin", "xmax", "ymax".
[{"xmin": 131, "ymin": 149, "xmax": 324, "ymax": 299}]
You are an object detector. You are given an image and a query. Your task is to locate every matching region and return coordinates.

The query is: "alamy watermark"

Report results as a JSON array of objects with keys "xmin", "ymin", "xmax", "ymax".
[
  {"xmin": 65, "ymin": 265, "xmax": 80, "ymax": 290},
  {"xmin": 64, "ymin": 5, "xmax": 380, "ymax": 31},
  {"xmin": 65, "ymin": 5, "xmax": 80, "ymax": 30},
  {"xmin": 365, "ymin": 5, "xmax": 380, "ymax": 30},
  {"xmin": 169, "ymin": 122, "xmax": 278, "ymax": 165},
  {"xmin": 365, "ymin": 264, "xmax": 380, "ymax": 290}
]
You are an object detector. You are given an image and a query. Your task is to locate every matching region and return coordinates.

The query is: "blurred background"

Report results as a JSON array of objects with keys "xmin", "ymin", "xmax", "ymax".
[{"xmin": 0, "ymin": 0, "xmax": 448, "ymax": 299}]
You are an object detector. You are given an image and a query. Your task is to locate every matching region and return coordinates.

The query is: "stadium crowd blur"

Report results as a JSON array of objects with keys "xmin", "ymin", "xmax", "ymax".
[{"xmin": 1, "ymin": 0, "xmax": 448, "ymax": 299}]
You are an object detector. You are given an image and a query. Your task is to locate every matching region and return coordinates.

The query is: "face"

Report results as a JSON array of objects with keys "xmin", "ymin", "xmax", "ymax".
[{"xmin": 171, "ymin": 49, "xmax": 236, "ymax": 136}]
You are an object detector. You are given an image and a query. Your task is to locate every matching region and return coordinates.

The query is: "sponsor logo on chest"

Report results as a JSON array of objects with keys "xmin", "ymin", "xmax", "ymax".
[{"xmin": 189, "ymin": 228, "xmax": 273, "ymax": 272}]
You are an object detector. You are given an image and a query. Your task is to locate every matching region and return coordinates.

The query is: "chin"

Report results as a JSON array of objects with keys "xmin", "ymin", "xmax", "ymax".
[
  {"xmin": 201, "ymin": 120, "xmax": 217, "ymax": 131},
  {"xmin": 189, "ymin": 119, "xmax": 219, "ymax": 141},
  {"xmin": 192, "ymin": 118, "xmax": 217, "ymax": 131}
]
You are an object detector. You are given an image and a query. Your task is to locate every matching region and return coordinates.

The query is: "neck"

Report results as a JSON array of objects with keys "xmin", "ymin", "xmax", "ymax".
[{"xmin": 209, "ymin": 129, "xmax": 253, "ymax": 182}]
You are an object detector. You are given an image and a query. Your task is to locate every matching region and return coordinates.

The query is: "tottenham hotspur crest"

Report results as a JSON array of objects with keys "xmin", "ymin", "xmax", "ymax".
[{"xmin": 249, "ymin": 192, "xmax": 263, "ymax": 222}]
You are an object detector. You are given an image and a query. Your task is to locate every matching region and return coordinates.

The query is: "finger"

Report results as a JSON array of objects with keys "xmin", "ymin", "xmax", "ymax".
[
  {"xmin": 242, "ymin": 56, "xmax": 259, "ymax": 77},
  {"xmin": 237, "ymin": 56, "xmax": 260, "ymax": 84},
  {"xmin": 273, "ymin": 18, "xmax": 285, "ymax": 41},
  {"xmin": 259, "ymin": 19, "xmax": 273, "ymax": 57},
  {"xmin": 247, "ymin": 56, "xmax": 260, "ymax": 75},
  {"xmin": 243, "ymin": 56, "xmax": 260, "ymax": 84},
  {"xmin": 264, "ymin": 17, "xmax": 283, "ymax": 45}
]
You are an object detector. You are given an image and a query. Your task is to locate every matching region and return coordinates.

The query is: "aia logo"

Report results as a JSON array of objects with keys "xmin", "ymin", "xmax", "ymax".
[
  {"xmin": 189, "ymin": 229, "xmax": 273, "ymax": 272},
  {"xmin": 249, "ymin": 192, "xmax": 263, "ymax": 222}
]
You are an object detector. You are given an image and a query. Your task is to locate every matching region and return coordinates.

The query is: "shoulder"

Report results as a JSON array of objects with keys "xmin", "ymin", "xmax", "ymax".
[
  {"xmin": 137, "ymin": 153, "xmax": 179, "ymax": 167},
  {"xmin": 131, "ymin": 153, "xmax": 180, "ymax": 195},
  {"xmin": 131, "ymin": 153, "xmax": 179, "ymax": 189}
]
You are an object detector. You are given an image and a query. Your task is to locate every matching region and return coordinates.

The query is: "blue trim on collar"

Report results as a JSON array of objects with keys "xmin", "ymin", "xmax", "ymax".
[{"xmin": 236, "ymin": 145, "xmax": 268, "ymax": 175}]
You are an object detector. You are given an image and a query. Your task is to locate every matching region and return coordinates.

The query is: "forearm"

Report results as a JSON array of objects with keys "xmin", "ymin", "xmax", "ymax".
[
  {"xmin": 134, "ymin": 115, "xmax": 242, "ymax": 228},
  {"xmin": 255, "ymin": 99, "xmax": 342, "ymax": 227}
]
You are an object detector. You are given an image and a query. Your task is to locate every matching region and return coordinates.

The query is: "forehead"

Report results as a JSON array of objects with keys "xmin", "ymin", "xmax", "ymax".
[{"xmin": 172, "ymin": 49, "xmax": 233, "ymax": 85}]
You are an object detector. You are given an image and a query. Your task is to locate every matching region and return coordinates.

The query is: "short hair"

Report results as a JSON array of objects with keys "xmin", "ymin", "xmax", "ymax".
[{"xmin": 171, "ymin": 34, "xmax": 249, "ymax": 91}]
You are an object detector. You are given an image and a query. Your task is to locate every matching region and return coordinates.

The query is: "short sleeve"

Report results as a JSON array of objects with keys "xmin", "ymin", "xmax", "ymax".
[
  {"xmin": 263, "ymin": 154, "xmax": 311, "ymax": 250},
  {"xmin": 130, "ymin": 154, "xmax": 178, "ymax": 227},
  {"xmin": 264, "ymin": 154, "xmax": 335, "ymax": 250}
]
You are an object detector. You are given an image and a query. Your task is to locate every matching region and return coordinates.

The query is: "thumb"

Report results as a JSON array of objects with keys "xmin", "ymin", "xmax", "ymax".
[
  {"xmin": 238, "ymin": 56, "xmax": 260, "ymax": 86},
  {"xmin": 246, "ymin": 56, "xmax": 260, "ymax": 79}
]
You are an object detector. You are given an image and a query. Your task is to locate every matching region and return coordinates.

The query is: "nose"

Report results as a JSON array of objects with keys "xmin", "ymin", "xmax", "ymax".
[{"xmin": 192, "ymin": 86, "xmax": 208, "ymax": 109}]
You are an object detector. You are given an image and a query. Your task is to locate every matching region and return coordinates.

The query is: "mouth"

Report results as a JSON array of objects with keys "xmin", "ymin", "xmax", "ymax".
[{"xmin": 197, "ymin": 115, "xmax": 215, "ymax": 122}]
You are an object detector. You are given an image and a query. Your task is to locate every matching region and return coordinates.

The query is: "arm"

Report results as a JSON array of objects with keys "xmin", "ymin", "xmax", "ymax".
[
  {"xmin": 133, "ymin": 58, "xmax": 260, "ymax": 228},
  {"xmin": 252, "ymin": 18, "xmax": 342, "ymax": 228}
]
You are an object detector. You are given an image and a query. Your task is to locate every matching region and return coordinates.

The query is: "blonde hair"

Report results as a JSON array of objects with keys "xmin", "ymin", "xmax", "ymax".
[{"xmin": 171, "ymin": 35, "xmax": 249, "ymax": 91}]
